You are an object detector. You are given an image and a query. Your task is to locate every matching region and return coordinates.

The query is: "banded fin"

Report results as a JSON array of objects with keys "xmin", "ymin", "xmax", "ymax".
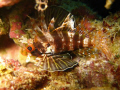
[
  {"xmin": 43, "ymin": 6, "xmax": 70, "ymax": 28},
  {"xmin": 40, "ymin": 53, "xmax": 78, "ymax": 72}
]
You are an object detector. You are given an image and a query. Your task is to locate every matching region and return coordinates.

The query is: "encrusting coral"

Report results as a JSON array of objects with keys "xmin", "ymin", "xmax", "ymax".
[
  {"xmin": 105, "ymin": 0, "xmax": 115, "ymax": 9},
  {"xmin": 0, "ymin": 58, "xmax": 48, "ymax": 89},
  {"xmin": 0, "ymin": 0, "xmax": 21, "ymax": 8}
]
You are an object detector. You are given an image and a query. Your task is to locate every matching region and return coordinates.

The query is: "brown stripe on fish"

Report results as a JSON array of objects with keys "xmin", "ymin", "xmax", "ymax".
[
  {"xmin": 62, "ymin": 30, "xmax": 70, "ymax": 51},
  {"xmin": 54, "ymin": 28, "xmax": 67, "ymax": 52},
  {"xmin": 79, "ymin": 36, "xmax": 84, "ymax": 48},
  {"xmin": 73, "ymin": 32, "xmax": 79, "ymax": 50},
  {"xmin": 51, "ymin": 30, "xmax": 63, "ymax": 53},
  {"xmin": 88, "ymin": 38, "xmax": 92, "ymax": 47}
]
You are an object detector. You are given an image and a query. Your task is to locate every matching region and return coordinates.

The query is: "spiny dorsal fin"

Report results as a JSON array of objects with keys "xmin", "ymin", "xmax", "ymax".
[{"xmin": 43, "ymin": 6, "xmax": 70, "ymax": 28}]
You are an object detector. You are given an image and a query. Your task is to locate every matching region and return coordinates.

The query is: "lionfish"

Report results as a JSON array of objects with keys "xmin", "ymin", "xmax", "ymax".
[{"xmin": 25, "ymin": 6, "xmax": 93, "ymax": 72}]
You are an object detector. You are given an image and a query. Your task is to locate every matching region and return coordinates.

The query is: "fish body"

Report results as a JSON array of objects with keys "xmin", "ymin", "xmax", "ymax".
[{"xmin": 26, "ymin": 6, "xmax": 92, "ymax": 72}]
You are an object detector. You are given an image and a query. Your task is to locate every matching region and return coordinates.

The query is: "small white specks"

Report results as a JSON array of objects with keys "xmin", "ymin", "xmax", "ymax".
[
  {"xmin": 70, "ymin": 39, "xmax": 73, "ymax": 42},
  {"xmin": 82, "ymin": 51, "xmax": 85, "ymax": 54},
  {"xmin": 36, "ymin": 57, "xmax": 41, "ymax": 60},
  {"xmin": 16, "ymin": 36, "xmax": 19, "ymax": 38},
  {"xmin": 68, "ymin": 31, "xmax": 75, "ymax": 38},
  {"xmin": 26, "ymin": 54, "xmax": 31, "ymax": 63},
  {"xmin": 49, "ymin": 39, "xmax": 52, "ymax": 41},
  {"xmin": 40, "ymin": 61, "xmax": 44, "ymax": 65},
  {"xmin": 32, "ymin": 31, "xmax": 36, "ymax": 35},
  {"xmin": 10, "ymin": 86, "xmax": 14, "ymax": 90},
  {"xmin": 69, "ymin": 16, "xmax": 75, "ymax": 30},
  {"xmin": 41, "ymin": 31, "xmax": 54, "ymax": 43},
  {"xmin": 51, "ymin": 17, "xmax": 55, "ymax": 23},
  {"xmin": 46, "ymin": 45, "xmax": 55, "ymax": 54},
  {"xmin": 43, "ymin": 23, "xmax": 47, "ymax": 30},
  {"xmin": 63, "ymin": 13, "xmax": 75, "ymax": 30},
  {"xmin": 46, "ymin": 46, "xmax": 52, "ymax": 53},
  {"xmin": 88, "ymin": 54, "xmax": 91, "ymax": 57},
  {"xmin": 83, "ymin": 38, "xmax": 89, "ymax": 47},
  {"xmin": 0, "ymin": 57, "xmax": 5, "ymax": 65},
  {"xmin": 25, "ymin": 28, "xmax": 32, "ymax": 31},
  {"xmin": 68, "ymin": 32, "xmax": 71, "ymax": 37},
  {"xmin": 19, "ymin": 36, "xmax": 28, "ymax": 44},
  {"xmin": 47, "ymin": 36, "xmax": 54, "ymax": 42},
  {"xmin": 36, "ymin": 25, "xmax": 42, "ymax": 32},
  {"xmin": 44, "ymin": 88, "xmax": 46, "ymax": 90},
  {"xmin": 62, "ymin": 38, "xmax": 64, "ymax": 42},
  {"xmin": 95, "ymin": 63, "xmax": 99, "ymax": 66},
  {"xmin": 86, "ymin": 61, "xmax": 91, "ymax": 65},
  {"xmin": 102, "ymin": 60, "xmax": 108, "ymax": 63},
  {"xmin": 52, "ymin": 49, "xmax": 55, "ymax": 54},
  {"xmin": 27, "ymin": 39, "xmax": 34, "ymax": 44},
  {"xmin": 78, "ymin": 41, "xmax": 80, "ymax": 43},
  {"xmin": 79, "ymin": 34, "xmax": 82, "ymax": 37}
]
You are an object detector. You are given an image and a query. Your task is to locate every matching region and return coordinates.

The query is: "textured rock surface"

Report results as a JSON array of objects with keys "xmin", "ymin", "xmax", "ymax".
[{"xmin": 0, "ymin": 0, "xmax": 21, "ymax": 8}]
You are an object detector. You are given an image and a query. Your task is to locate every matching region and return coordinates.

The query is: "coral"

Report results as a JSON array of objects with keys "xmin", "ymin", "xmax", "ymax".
[
  {"xmin": 0, "ymin": 17, "xmax": 9, "ymax": 35},
  {"xmin": 74, "ymin": 10, "xmax": 120, "ymax": 89},
  {"xmin": 105, "ymin": 0, "xmax": 115, "ymax": 9},
  {"xmin": 0, "ymin": 19, "xmax": 6, "ymax": 35},
  {"xmin": 8, "ymin": 0, "xmax": 35, "ymax": 39},
  {"xmin": 35, "ymin": 0, "xmax": 48, "ymax": 11},
  {"xmin": 114, "ymin": 65, "xmax": 120, "ymax": 89},
  {"xmin": 0, "ymin": 0, "xmax": 21, "ymax": 8},
  {"xmin": 0, "ymin": 57, "xmax": 48, "ymax": 89},
  {"xmin": 45, "ymin": 71, "xmax": 80, "ymax": 90},
  {"xmin": 0, "ymin": 34, "xmax": 49, "ymax": 89},
  {"xmin": 76, "ymin": 57, "xmax": 115, "ymax": 88},
  {"xmin": 9, "ymin": 21, "xmax": 24, "ymax": 38}
]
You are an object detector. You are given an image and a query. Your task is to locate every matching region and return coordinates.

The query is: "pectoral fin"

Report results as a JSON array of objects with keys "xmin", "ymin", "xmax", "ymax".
[{"xmin": 41, "ymin": 53, "xmax": 78, "ymax": 72}]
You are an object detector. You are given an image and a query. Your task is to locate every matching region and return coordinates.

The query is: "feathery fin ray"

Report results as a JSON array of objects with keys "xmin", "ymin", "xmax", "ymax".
[{"xmin": 40, "ymin": 53, "xmax": 78, "ymax": 72}]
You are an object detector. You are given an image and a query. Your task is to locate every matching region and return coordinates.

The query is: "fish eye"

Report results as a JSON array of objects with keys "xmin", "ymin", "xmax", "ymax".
[
  {"xmin": 26, "ymin": 44, "xmax": 35, "ymax": 52},
  {"xmin": 27, "ymin": 46, "xmax": 32, "ymax": 51}
]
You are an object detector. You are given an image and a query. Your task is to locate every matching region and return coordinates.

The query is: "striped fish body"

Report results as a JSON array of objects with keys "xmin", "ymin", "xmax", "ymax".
[{"xmin": 26, "ymin": 6, "xmax": 93, "ymax": 72}]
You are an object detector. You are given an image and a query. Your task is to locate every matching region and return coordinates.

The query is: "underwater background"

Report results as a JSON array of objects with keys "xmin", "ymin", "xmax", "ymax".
[{"xmin": 0, "ymin": 0, "xmax": 120, "ymax": 90}]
